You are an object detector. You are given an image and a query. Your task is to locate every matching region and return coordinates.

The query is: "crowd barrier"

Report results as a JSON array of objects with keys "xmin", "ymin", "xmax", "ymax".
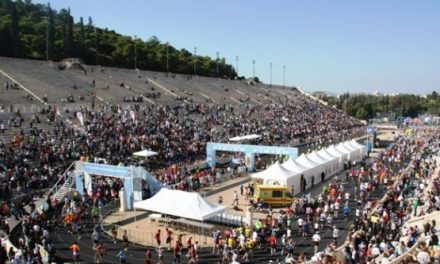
[
  {"xmin": 208, "ymin": 213, "xmax": 247, "ymax": 227},
  {"xmin": 104, "ymin": 222, "xmax": 212, "ymax": 248}
]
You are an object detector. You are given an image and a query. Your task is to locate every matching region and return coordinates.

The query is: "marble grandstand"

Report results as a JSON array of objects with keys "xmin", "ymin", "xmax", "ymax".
[{"xmin": 0, "ymin": 56, "xmax": 313, "ymax": 107}]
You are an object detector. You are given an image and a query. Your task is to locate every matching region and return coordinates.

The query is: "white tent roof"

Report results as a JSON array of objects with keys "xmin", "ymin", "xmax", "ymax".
[
  {"xmin": 229, "ymin": 134, "xmax": 261, "ymax": 141},
  {"xmin": 252, "ymin": 161, "xmax": 295, "ymax": 181},
  {"xmin": 307, "ymin": 151, "xmax": 330, "ymax": 165},
  {"xmin": 335, "ymin": 143, "xmax": 354, "ymax": 155},
  {"xmin": 317, "ymin": 148, "xmax": 339, "ymax": 161},
  {"xmin": 327, "ymin": 145, "xmax": 347, "ymax": 158},
  {"xmin": 133, "ymin": 188, "xmax": 225, "ymax": 221},
  {"xmin": 295, "ymin": 153, "xmax": 321, "ymax": 168},
  {"xmin": 133, "ymin": 150, "xmax": 158, "ymax": 157},
  {"xmin": 348, "ymin": 140, "xmax": 366, "ymax": 150},
  {"xmin": 281, "ymin": 158, "xmax": 310, "ymax": 173},
  {"xmin": 342, "ymin": 141, "xmax": 359, "ymax": 152}
]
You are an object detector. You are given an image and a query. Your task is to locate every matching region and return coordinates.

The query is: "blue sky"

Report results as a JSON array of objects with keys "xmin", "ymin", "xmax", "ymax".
[{"xmin": 34, "ymin": 0, "xmax": 440, "ymax": 95}]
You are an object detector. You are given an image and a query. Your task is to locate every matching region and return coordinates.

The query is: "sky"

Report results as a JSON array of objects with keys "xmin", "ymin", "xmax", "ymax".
[{"xmin": 33, "ymin": 0, "xmax": 440, "ymax": 95}]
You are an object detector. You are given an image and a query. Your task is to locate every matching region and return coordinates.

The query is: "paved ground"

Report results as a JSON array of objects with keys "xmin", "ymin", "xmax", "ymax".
[
  {"xmin": 49, "ymin": 167, "xmax": 398, "ymax": 263},
  {"xmin": 47, "ymin": 131, "xmax": 398, "ymax": 263}
]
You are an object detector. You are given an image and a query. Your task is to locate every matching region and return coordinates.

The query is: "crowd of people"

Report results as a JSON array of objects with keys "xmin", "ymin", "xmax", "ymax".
[
  {"xmin": 0, "ymin": 97, "xmax": 363, "ymax": 200},
  {"xmin": 6, "ymin": 80, "xmax": 440, "ymax": 264},
  {"xmin": 181, "ymin": 126, "xmax": 439, "ymax": 264}
]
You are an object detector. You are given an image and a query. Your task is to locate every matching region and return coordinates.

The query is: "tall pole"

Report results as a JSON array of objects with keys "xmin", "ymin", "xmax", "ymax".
[
  {"xmin": 45, "ymin": 4, "xmax": 50, "ymax": 61},
  {"xmin": 193, "ymin": 47, "xmax": 197, "ymax": 75},
  {"xmin": 134, "ymin": 35, "xmax": 137, "ymax": 69},
  {"xmin": 216, "ymin": 51, "xmax": 219, "ymax": 77},
  {"xmin": 166, "ymin": 42, "xmax": 169, "ymax": 75},
  {"xmin": 235, "ymin": 56, "xmax": 239, "ymax": 77},
  {"xmin": 283, "ymin": 65, "xmax": 286, "ymax": 88},
  {"xmin": 270, "ymin": 62, "xmax": 272, "ymax": 87},
  {"xmin": 45, "ymin": 19, "xmax": 49, "ymax": 61},
  {"xmin": 94, "ymin": 27, "xmax": 98, "ymax": 65},
  {"xmin": 252, "ymin": 60, "xmax": 255, "ymax": 79}
]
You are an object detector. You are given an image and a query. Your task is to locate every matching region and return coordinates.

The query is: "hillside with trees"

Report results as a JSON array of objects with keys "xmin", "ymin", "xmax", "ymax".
[
  {"xmin": 0, "ymin": 0, "xmax": 238, "ymax": 78},
  {"xmin": 322, "ymin": 92, "xmax": 440, "ymax": 120}
]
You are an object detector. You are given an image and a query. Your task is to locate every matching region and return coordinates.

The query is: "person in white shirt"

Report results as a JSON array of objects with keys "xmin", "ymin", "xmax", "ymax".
[
  {"xmin": 297, "ymin": 218, "xmax": 304, "ymax": 236},
  {"xmin": 416, "ymin": 249, "xmax": 430, "ymax": 264},
  {"xmin": 332, "ymin": 226, "xmax": 339, "ymax": 243},
  {"xmin": 312, "ymin": 232, "xmax": 321, "ymax": 254}
]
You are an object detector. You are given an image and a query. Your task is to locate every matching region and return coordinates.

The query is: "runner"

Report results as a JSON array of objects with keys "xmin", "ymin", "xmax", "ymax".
[
  {"xmin": 111, "ymin": 226, "xmax": 118, "ymax": 244},
  {"xmin": 122, "ymin": 230, "xmax": 129, "ymax": 249},
  {"xmin": 69, "ymin": 241, "xmax": 80, "ymax": 264},
  {"xmin": 154, "ymin": 229, "xmax": 161, "ymax": 247},
  {"xmin": 145, "ymin": 249, "xmax": 153, "ymax": 264},
  {"xmin": 165, "ymin": 227, "xmax": 173, "ymax": 250},
  {"xmin": 94, "ymin": 242, "xmax": 105, "ymax": 264},
  {"xmin": 117, "ymin": 248, "xmax": 126, "ymax": 264}
]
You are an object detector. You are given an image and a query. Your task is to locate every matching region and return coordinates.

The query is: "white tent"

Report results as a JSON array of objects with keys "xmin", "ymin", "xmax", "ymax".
[
  {"xmin": 342, "ymin": 141, "xmax": 362, "ymax": 161},
  {"xmin": 251, "ymin": 161, "xmax": 296, "ymax": 186},
  {"xmin": 133, "ymin": 150, "xmax": 158, "ymax": 157},
  {"xmin": 295, "ymin": 153, "xmax": 323, "ymax": 184},
  {"xmin": 335, "ymin": 143, "xmax": 355, "ymax": 161},
  {"xmin": 348, "ymin": 140, "xmax": 368, "ymax": 158},
  {"xmin": 327, "ymin": 145, "xmax": 347, "ymax": 163},
  {"xmin": 281, "ymin": 158, "xmax": 310, "ymax": 174},
  {"xmin": 318, "ymin": 148, "xmax": 343, "ymax": 174},
  {"xmin": 133, "ymin": 188, "xmax": 225, "ymax": 221},
  {"xmin": 281, "ymin": 158, "xmax": 312, "ymax": 195},
  {"xmin": 307, "ymin": 151, "xmax": 332, "ymax": 176}
]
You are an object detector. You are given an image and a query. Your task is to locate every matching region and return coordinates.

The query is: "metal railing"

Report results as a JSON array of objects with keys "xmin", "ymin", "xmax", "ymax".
[{"xmin": 45, "ymin": 161, "xmax": 76, "ymax": 200}]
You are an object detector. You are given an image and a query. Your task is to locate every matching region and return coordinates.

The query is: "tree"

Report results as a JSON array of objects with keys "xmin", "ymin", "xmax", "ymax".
[
  {"xmin": 10, "ymin": 0, "xmax": 20, "ymax": 56},
  {"xmin": 47, "ymin": 3, "xmax": 55, "ymax": 60},
  {"xmin": 79, "ymin": 16, "xmax": 84, "ymax": 45},
  {"xmin": 0, "ymin": 1, "xmax": 240, "ymax": 79}
]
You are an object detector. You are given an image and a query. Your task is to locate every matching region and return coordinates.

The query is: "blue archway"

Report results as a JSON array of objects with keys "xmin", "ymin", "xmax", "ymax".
[{"xmin": 206, "ymin": 142, "xmax": 298, "ymax": 172}]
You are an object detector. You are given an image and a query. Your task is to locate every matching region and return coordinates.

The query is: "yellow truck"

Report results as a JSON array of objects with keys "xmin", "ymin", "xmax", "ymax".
[{"xmin": 252, "ymin": 185, "xmax": 294, "ymax": 207}]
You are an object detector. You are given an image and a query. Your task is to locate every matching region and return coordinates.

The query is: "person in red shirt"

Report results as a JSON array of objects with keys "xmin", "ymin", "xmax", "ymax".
[
  {"xmin": 154, "ymin": 229, "xmax": 161, "ymax": 247},
  {"xmin": 269, "ymin": 234, "xmax": 277, "ymax": 256},
  {"xmin": 174, "ymin": 239, "xmax": 182, "ymax": 264},
  {"xmin": 186, "ymin": 236, "xmax": 193, "ymax": 255},
  {"xmin": 165, "ymin": 228, "xmax": 173, "ymax": 250}
]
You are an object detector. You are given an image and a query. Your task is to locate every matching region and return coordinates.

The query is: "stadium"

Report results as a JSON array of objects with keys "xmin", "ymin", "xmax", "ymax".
[{"xmin": 0, "ymin": 1, "xmax": 440, "ymax": 264}]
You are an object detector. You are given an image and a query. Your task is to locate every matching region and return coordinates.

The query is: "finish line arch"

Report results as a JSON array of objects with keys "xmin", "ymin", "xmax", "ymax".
[
  {"xmin": 206, "ymin": 142, "xmax": 298, "ymax": 172},
  {"xmin": 74, "ymin": 161, "xmax": 162, "ymax": 210}
]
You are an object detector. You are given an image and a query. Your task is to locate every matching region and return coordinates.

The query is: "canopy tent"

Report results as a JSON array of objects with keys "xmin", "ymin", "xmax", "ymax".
[
  {"xmin": 281, "ymin": 158, "xmax": 312, "ymax": 195},
  {"xmin": 281, "ymin": 158, "xmax": 310, "ymax": 174},
  {"xmin": 295, "ymin": 153, "xmax": 323, "ymax": 184},
  {"xmin": 133, "ymin": 188, "xmax": 225, "ymax": 221},
  {"xmin": 342, "ymin": 141, "xmax": 361, "ymax": 161},
  {"xmin": 229, "ymin": 134, "xmax": 261, "ymax": 141},
  {"xmin": 318, "ymin": 148, "xmax": 343, "ymax": 174},
  {"xmin": 133, "ymin": 150, "xmax": 158, "ymax": 157},
  {"xmin": 348, "ymin": 140, "xmax": 368, "ymax": 158},
  {"xmin": 335, "ymin": 143, "xmax": 355, "ymax": 161},
  {"xmin": 251, "ymin": 161, "xmax": 296, "ymax": 186},
  {"xmin": 327, "ymin": 145, "xmax": 348, "ymax": 163},
  {"xmin": 307, "ymin": 151, "xmax": 332, "ymax": 175}
]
